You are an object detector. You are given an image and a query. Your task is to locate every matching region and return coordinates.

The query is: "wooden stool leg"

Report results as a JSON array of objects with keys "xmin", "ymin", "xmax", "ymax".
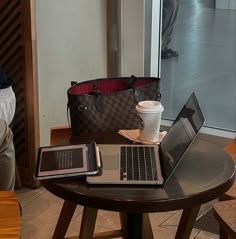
[
  {"xmin": 52, "ymin": 200, "xmax": 77, "ymax": 239},
  {"xmin": 175, "ymin": 205, "xmax": 201, "ymax": 239},
  {"xmin": 79, "ymin": 207, "xmax": 98, "ymax": 239}
]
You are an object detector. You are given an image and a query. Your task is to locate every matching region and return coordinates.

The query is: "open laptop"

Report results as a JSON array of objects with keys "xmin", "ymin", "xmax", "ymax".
[{"xmin": 86, "ymin": 92, "xmax": 205, "ymax": 185}]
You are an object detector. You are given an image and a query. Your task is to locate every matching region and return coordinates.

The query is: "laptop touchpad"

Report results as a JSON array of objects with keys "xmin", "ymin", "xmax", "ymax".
[{"xmin": 101, "ymin": 154, "xmax": 119, "ymax": 170}]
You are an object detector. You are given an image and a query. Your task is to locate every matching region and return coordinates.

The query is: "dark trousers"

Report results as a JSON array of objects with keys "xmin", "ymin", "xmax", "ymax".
[{"xmin": 162, "ymin": 0, "xmax": 181, "ymax": 50}]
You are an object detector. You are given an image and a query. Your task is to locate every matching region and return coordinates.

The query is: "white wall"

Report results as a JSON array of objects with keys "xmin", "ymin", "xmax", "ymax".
[
  {"xmin": 119, "ymin": 0, "xmax": 145, "ymax": 76},
  {"xmin": 150, "ymin": 0, "xmax": 162, "ymax": 77},
  {"xmin": 118, "ymin": 0, "xmax": 161, "ymax": 77},
  {"xmin": 36, "ymin": 0, "xmax": 107, "ymax": 145}
]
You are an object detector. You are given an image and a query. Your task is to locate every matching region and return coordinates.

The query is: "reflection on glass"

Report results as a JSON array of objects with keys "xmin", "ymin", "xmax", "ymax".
[
  {"xmin": 161, "ymin": 0, "xmax": 181, "ymax": 59},
  {"xmin": 160, "ymin": 0, "xmax": 236, "ymax": 132},
  {"xmin": 160, "ymin": 93, "xmax": 205, "ymax": 179}
]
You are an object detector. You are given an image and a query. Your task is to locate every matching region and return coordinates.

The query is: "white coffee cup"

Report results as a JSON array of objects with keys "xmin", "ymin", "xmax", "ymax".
[{"xmin": 136, "ymin": 101, "xmax": 164, "ymax": 143}]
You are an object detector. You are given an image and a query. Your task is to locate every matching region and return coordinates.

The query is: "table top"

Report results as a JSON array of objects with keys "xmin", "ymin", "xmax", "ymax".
[{"xmin": 42, "ymin": 132, "xmax": 235, "ymax": 213}]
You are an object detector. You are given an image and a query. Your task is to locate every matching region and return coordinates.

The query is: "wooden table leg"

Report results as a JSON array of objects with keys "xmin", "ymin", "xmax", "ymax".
[
  {"xmin": 52, "ymin": 200, "xmax": 77, "ymax": 239},
  {"xmin": 119, "ymin": 212, "xmax": 127, "ymax": 238},
  {"xmin": 120, "ymin": 213, "xmax": 154, "ymax": 239},
  {"xmin": 125, "ymin": 213, "xmax": 143, "ymax": 239},
  {"xmin": 142, "ymin": 213, "xmax": 154, "ymax": 239},
  {"xmin": 175, "ymin": 205, "xmax": 201, "ymax": 239},
  {"xmin": 79, "ymin": 207, "xmax": 98, "ymax": 239}
]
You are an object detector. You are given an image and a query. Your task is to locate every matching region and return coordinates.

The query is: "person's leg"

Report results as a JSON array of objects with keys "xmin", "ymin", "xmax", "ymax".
[
  {"xmin": 165, "ymin": 0, "xmax": 181, "ymax": 48},
  {"xmin": 0, "ymin": 86, "xmax": 16, "ymax": 125},
  {"xmin": 162, "ymin": 0, "xmax": 181, "ymax": 58},
  {"xmin": 0, "ymin": 120, "xmax": 15, "ymax": 191},
  {"xmin": 162, "ymin": 0, "xmax": 176, "ymax": 51}
]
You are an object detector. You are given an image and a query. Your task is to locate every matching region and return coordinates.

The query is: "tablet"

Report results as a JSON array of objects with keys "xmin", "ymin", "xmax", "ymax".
[{"xmin": 34, "ymin": 142, "xmax": 100, "ymax": 180}]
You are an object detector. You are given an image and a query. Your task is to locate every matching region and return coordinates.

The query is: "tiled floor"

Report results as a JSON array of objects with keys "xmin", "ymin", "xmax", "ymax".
[{"xmin": 16, "ymin": 186, "xmax": 220, "ymax": 239}]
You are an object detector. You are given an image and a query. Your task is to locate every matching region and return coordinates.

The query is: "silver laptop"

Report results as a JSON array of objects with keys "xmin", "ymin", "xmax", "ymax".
[{"xmin": 86, "ymin": 92, "xmax": 205, "ymax": 185}]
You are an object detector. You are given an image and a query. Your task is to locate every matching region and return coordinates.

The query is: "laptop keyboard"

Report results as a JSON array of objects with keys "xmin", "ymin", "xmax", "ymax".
[{"xmin": 120, "ymin": 146, "xmax": 158, "ymax": 181}]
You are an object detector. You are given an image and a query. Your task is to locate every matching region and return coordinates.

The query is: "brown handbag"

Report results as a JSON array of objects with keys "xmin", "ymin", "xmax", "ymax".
[{"xmin": 67, "ymin": 76, "xmax": 161, "ymax": 136}]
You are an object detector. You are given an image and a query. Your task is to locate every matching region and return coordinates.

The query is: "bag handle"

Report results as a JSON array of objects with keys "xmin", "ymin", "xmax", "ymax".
[
  {"xmin": 88, "ymin": 82, "xmax": 102, "ymax": 95},
  {"xmin": 93, "ymin": 76, "xmax": 137, "ymax": 113},
  {"xmin": 67, "ymin": 103, "xmax": 71, "ymax": 128},
  {"xmin": 67, "ymin": 81, "xmax": 77, "ymax": 127},
  {"xmin": 88, "ymin": 82, "xmax": 104, "ymax": 113},
  {"xmin": 127, "ymin": 75, "xmax": 138, "ymax": 89}
]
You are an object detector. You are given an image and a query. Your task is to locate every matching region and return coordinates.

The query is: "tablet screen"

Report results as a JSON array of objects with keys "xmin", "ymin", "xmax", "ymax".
[{"xmin": 37, "ymin": 144, "xmax": 89, "ymax": 177}]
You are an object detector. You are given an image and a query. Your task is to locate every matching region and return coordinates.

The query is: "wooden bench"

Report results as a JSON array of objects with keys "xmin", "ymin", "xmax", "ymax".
[
  {"xmin": 212, "ymin": 139, "xmax": 236, "ymax": 238},
  {"xmin": 50, "ymin": 126, "xmax": 71, "ymax": 145},
  {"xmin": 222, "ymin": 138, "xmax": 236, "ymax": 200},
  {"xmin": 0, "ymin": 191, "xmax": 20, "ymax": 239},
  {"xmin": 213, "ymin": 200, "xmax": 236, "ymax": 239}
]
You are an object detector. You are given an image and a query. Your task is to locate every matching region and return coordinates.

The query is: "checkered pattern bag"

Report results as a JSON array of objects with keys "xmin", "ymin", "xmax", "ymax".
[{"xmin": 67, "ymin": 76, "xmax": 161, "ymax": 136}]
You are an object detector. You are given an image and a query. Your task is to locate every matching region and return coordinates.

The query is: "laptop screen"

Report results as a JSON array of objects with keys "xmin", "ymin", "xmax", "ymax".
[{"xmin": 159, "ymin": 92, "xmax": 205, "ymax": 181}]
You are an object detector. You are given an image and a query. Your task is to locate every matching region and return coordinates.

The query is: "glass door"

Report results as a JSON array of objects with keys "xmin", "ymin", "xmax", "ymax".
[{"xmin": 157, "ymin": 0, "xmax": 236, "ymax": 137}]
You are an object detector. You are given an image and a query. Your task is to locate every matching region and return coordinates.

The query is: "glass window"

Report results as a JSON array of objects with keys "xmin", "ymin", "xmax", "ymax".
[{"xmin": 160, "ymin": 0, "xmax": 236, "ymax": 133}]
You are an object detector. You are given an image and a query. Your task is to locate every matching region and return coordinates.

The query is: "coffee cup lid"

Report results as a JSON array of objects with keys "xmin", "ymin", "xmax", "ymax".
[{"xmin": 136, "ymin": 101, "xmax": 164, "ymax": 113}]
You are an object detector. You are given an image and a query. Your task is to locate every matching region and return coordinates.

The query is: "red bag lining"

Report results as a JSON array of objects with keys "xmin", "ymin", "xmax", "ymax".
[{"xmin": 68, "ymin": 79, "xmax": 155, "ymax": 95}]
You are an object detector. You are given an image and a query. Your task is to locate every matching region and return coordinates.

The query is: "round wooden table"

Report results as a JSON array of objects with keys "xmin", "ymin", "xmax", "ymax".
[{"xmin": 42, "ymin": 132, "xmax": 235, "ymax": 239}]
